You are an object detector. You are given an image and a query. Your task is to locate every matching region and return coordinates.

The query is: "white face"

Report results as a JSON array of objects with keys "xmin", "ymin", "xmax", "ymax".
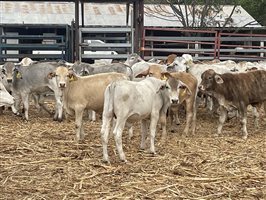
[
  {"xmin": 0, "ymin": 65, "xmax": 11, "ymax": 90},
  {"xmin": 124, "ymin": 54, "xmax": 142, "ymax": 66},
  {"xmin": 0, "ymin": 82, "xmax": 14, "ymax": 106}
]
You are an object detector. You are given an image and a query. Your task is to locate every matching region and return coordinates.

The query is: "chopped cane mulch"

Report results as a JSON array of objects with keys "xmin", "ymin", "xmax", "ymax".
[{"xmin": 0, "ymin": 103, "xmax": 265, "ymax": 199}]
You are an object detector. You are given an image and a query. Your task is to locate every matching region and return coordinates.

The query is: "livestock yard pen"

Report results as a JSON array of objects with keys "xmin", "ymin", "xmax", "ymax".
[
  {"xmin": 0, "ymin": 0, "xmax": 266, "ymax": 199},
  {"xmin": 0, "ymin": 102, "xmax": 265, "ymax": 199}
]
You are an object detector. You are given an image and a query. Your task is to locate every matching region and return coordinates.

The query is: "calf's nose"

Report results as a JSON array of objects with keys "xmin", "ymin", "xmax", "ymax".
[
  {"xmin": 171, "ymin": 99, "xmax": 179, "ymax": 104},
  {"xmin": 198, "ymin": 84, "xmax": 205, "ymax": 91},
  {"xmin": 59, "ymin": 83, "xmax": 66, "ymax": 88}
]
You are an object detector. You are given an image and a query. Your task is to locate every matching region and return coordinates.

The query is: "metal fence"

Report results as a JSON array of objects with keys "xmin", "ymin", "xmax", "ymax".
[
  {"xmin": 217, "ymin": 32, "xmax": 266, "ymax": 61},
  {"xmin": 79, "ymin": 27, "xmax": 134, "ymax": 62},
  {"xmin": 141, "ymin": 27, "xmax": 266, "ymax": 61},
  {"xmin": 0, "ymin": 24, "xmax": 72, "ymax": 63},
  {"xmin": 1, "ymin": 25, "xmax": 265, "ymax": 63}
]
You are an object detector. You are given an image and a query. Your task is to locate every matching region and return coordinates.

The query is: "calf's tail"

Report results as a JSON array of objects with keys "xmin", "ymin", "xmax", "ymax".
[{"xmin": 102, "ymin": 82, "xmax": 116, "ymax": 118}]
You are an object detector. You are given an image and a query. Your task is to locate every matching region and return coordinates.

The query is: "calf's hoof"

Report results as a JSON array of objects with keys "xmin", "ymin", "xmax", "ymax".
[
  {"xmin": 102, "ymin": 158, "xmax": 110, "ymax": 164},
  {"xmin": 242, "ymin": 135, "xmax": 248, "ymax": 140},
  {"xmin": 53, "ymin": 116, "xmax": 63, "ymax": 122},
  {"xmin": 13, "ymin": 112, "xmax": 22, "ymax": 117},
  {"xmin": 214, "ymin": 133, "xmax": 220, "ymax": 137},
  {"xmin": 76, "ymin": 137, "xmax": 85, "ymax": 143},
  {"xmin": 149, "ymin": 150, "xmax": 157, "ymax": 156},
  {"xmin": 120, "ymin": 159, "xmax": 127, "ymax": 163}
]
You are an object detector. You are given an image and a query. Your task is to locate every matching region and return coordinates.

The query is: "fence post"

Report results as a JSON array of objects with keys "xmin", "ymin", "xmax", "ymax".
[
  {"xmin": 216, "ymin": 31, "xmax": 221, "ymax": 60},
  {"xmin": 260, "ymin": 41, "xmax": 265, "ymax": 58}
]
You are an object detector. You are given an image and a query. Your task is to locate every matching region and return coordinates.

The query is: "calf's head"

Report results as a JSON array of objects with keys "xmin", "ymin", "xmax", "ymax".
[
  {"xmin": 48, "ymin": 66, "xmax": 78, "ymax": 89},
  {"xmin": 165, "ymin": 54, "xmax": 177, "ymax": 66},
  {"xmin": 0, "ymin": 81, "xmax": 14, "ymax": 106},
  {"xmin": 71, "ymin": 62, "xmax": 91, "ymax": 76},
  {"xmin": 136, "ymin": 64, "xmax": 165, "ymax": 79},
  {"xmin": 199, "ymin": 69, "xmax": 223, "ymax": 92},
  {"xmin": 124, "ymin": 53, "xmax": 144, "ymax": 66},
  {"xmin": 2, "ymin": 62, "xmax": 16, "ymax": 83},
  {"xmin": 162, "ymin": 72, "xmax": 191, "ymax": 105},
  {"xmin": 0, "ymin": 66, "xmax": 8, "ymax": 87}
]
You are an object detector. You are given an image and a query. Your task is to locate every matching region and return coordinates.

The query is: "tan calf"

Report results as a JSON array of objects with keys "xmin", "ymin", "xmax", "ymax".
[
  {"xmin": 136, "ymin": 64, "xmax": 166, "ymax": 79},
  {"xmin": 158, "ymin": 54, "xmax": 177, "ymax": 65},
  {"xmin": 166, "ymin": 72, "xmax": 198, "ymax": 135},
  {"xmin": 49, "ymin": 66, "xmax": 128, "ymax": 141},
  {"xmin": 146, "ymin": 65, "xmax": 198, "ymax": 136}
]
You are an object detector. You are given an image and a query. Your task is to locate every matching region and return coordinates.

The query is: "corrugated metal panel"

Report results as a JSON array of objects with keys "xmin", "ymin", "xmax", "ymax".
[{"xmin": 0, "ymin": 2, "xmax": 262, "ymax": 27}]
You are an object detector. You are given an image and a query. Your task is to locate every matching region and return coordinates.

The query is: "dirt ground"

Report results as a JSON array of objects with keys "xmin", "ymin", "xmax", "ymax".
[{"xmin": 0, "ymin": 103, "xmax": 265, "ymax": 200}]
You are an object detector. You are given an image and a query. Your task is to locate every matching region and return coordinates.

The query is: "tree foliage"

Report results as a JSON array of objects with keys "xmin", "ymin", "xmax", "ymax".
[
  {"xmin": 236, "ymin": 0, "xmax": 266, "ymax": 26},
  {"xmin": 144, "ymin": 0, "xmax": 266, "ymax": 26}
]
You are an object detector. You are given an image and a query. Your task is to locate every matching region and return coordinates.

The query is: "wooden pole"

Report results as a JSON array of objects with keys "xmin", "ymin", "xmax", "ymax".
[
  {"xmin": 74, "ymin": 0, "xmax": 80, "ymax": 61},
  {"xmin": 139, "ymin": 0, "xmax": 144, "ymax": 57},
  {"xmin": 81, "ymin": 1, "xmax": 84, "ymax": 27}
]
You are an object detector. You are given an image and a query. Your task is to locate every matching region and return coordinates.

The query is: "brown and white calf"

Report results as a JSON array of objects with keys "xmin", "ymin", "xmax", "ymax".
[
  {"xmin": 164, "ymin": 72, "xmax": 198, "ymax": 136},
  {"xmin": 139, "ymin": 64, "xmax": 198, "ymax": 136},
  {"xmin": 199, "ymin": 69, "xmax": 266, "ymax": 139}
]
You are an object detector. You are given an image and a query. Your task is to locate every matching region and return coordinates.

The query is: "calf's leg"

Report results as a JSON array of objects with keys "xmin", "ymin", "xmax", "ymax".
[
  {"xmin": 125, "ymin": 122, "xmax": 133, "ymax": 141},
  {"xmin": 191, "ymin": 106, "xmax": 197, "ymax": 135},
  {"xmin": 149, "ymin": 113, "xmax": 159, "ymax": 154},
  {"xmin": 101, "ymin": 115, "xmax": 112, "ymax": 163},
  {"xmin": 217, "ymin": 106, "xmax": 227, "ymax": 136},
  {"xmin": 88, "ymin": 110, "xmax": 96, "ymax": 122},
  {"xmin": 21, "ymin": 93, "xmax": 30, "ymax": 121},
  {"xmin": 239, "ymin": 109, "xmax": 248, "ymax": 140},
  {"xmin": 252, "ymin": 106, "xmax": 259, "ymax": 129},
  {"xmin": 54, "ymin": 96, "xmax": 63, "ymax": 122},
  {"xmin": 113, "ymin": 118, "xmax": 127, "ymax": 162},
  {"xmin": 140, "ymin": 120, "xmax": 148, "ymax": 150},
  {"xmin": 75, "ymin": 108, "xmax": 85, "ymax": 141},
  {"xmin": 159, "ymin": 114, "xmax": 167, "ymax": 142}
]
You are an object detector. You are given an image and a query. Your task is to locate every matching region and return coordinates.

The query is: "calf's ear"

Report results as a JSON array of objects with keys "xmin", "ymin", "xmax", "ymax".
[
  {"xmin": 68, "ymin": 71, "xmax": 78, "ymax": 82},
  {"xmin": 47, "ymin": 72, "xmax": 56, "ymax": 79},
  {"xmin": 136, "ymin": 68, "xmax": 149, "ymax": 78},
  {"xmin": 156, "ymin": 80, "xmax": 167, "ymax": 93},
  {"xmin": 161, "ymin": 72, "xmax": 171, "ymax": 80},
  {"xmin": 214, "ymin": 75, "xmax": 224, "ymax": 84},
  {"xmin": 179, "ymin": 81, "xmax": 191, "ymax": 103},
  {"xmin": 16, "ymin": 72, "xmax": 23, "ymax": 79}
]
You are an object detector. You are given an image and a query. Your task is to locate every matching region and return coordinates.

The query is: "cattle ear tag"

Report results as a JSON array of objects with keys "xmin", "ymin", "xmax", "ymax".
[
  {"xmin": 180, "ymin": 89, "xmax": 186, "ymax": 97},
  {"xmin": 16, "ymin": 72, "xmax": 22, "ymax": 79},
  {"xmin": 69, "ymin": 76, "xmax": 74, "ymax": 82},
  {"xmin": 69, "ymin": 75, "xmax": 77, "ymax": 82},
  {"xmin": 161, "ymin": 75, "xmax": 167, "ymax": 80}
]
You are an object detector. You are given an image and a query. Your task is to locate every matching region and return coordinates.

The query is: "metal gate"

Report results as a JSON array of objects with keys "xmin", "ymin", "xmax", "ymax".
[
  {"xmin": 0, "ymin": 24, "xmax": 71, "ymax": 63},
  {"xmin": 79, "ymin": 27, "xmax": 134, "ymax": 62},
  {"xmin": 141, "ymin": 27, "xmax": 266, "ymax": 61},
  {"xmin": 217, "ymin": 32, "xmax": 266, "ymax": 61}
]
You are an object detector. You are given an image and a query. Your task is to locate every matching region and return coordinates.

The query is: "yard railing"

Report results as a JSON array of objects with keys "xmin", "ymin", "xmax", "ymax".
[{"xmin": 141, "ymin": 27, "xmax": 266, "ymax": 61}]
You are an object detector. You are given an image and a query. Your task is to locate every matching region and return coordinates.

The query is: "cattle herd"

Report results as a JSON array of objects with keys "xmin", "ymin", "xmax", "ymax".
[{"xmin": 0, "ymin": 54, "xmax": 265, "ymax": 163}]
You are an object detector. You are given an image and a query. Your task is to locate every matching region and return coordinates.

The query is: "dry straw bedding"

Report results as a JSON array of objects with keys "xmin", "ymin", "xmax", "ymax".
[{"xmin": 0, "ymin": 104, "xmax": 265, "ymax": 200}]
